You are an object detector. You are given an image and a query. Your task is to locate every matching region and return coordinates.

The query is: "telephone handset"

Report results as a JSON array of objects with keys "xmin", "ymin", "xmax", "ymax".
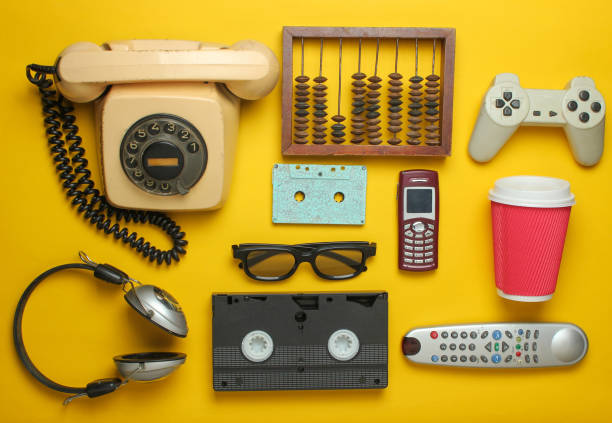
[{"xmin": 27, "ymin": 39, "xmax": 279, "ymax": 264}]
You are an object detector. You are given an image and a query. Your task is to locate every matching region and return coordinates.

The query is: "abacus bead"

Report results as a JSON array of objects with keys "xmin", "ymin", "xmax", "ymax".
[
  {"xmin": 366, "ymin": 112, "xmax": 380, "ymax": 119},
  {"xmin": 408, "ymin": 117, "xmax": 422, "ymax": 123},
  {"xmin": 388, "ymin": 137, "xmax": 402, "ymax": 145},
  {"xmin": 314, "ymin": 103, "xmax": 328, "ymax": 110},
  {"xmin": 389, "ymin": 113, "xmax": 402, "ymax": 120},
  {"xmin": 407, "ymin": 139, "xmax": 421, "ymax": 145},
  {"xmin": 388, "ymin": 72, "xmax": 403, "ymax": 80},
  {"xmin": 331, "ymin": 115, "xmax": 346, "ymax": 122},
  {"xmin": 313, "ymin": 111, "xmax": 327, "ymax": 117},
  {"xmin": 388, "ymin": 106, "xmax": 402, "ymax": 113},
  {"xmin": 366, "ymin": 119, "xmax": 381, "ymax": 125},
  {"xmin": 366, "ymin": 91, "xmax": 381, "ymax": 98},
  {"xmin": 313, "ymin": 76, "xmax": 328, "ymax": 83},
  {"xmin": 313, "ymin": 133, "xmax": 326, "ymax": 139},
  {"xmin": 389, "ymin": 93, "xmax": 402, "ymax": 99},
  {"xmin": 352, "ymin": 115, "xmax": 366, "ymax": 122},
  {"xmin": 294, "ymin": 131, "xmax": 308, "ymax": 138},
  {"xmin": 426, "ymin": 125, "xmax": 439, "ymax": 131},
  {"xmin": 351, "ymin": 129, "xmax": 366, "ymax": 135},
  {"xmin": 331, "ymin": 132, "xmax": 346, "ymax": 138},
  {"xmin": 409, "ymin": 103, "xmax": 423, "ymax": 109},
  {"xmin": 407, "ymin": 131, "xmax": 421, "ymax": 138},
  {"xmin": 313, "ymin": 91, "xmax": 327, "ymax": 97},
  {"xmin": 409, "ymin": 90, "xmax": 423, "ymax": 97},
  {"xmin": 426, "ymin": 81, "xmax": 440, "ymax": 88},
  {"xmin": 295, "ymin": 96, "xmax": 309, "ymax": 102},
  {"xmin": 367, "ymin": 83, "xmax": 382, "ymax": 90},
  {"xmin": 409, "ymin": 83, "xmax": 422, "ymax": 90},
  {"xmin": 425, "ymin": 102, "xmax": 439, "ymax": 108},
  {"xmin": 389, "ymin": 119, "xmax": 402, "ymax": 126},
  {"xmin": 331, "ymin": 137, "xmax": 345, "ymax": 143},
  {"xmin": 425, "ymin": 95, "xmax": 439, "ymax": 101},
  {"xmin": 313, "ymin": 84, "xmax": 327, "ymax": 91},
  {"xmin": 389, "ymin": 80, "xmax": 403, "ymax": 86},
  {"xmin": 352, "ymin": 72, "xmax": 367, "ymax": 80},
  {"xmin": 294, "ymin": 138, "xmax": 308, "ymax": 144},
  {"xmin": 296, "ymin": 90, "xmax": 309, "ymax": 97},
  {"xmin": 294, "ymin": 124, "xmax": 308, "ymax": 130},
  {"xmin": 295, "ymin": 110, "xmax": 309, "ymax": 117},
  {"xmin": 426, "ymin": 88, "xmax": 440, "ymax": 94},
  {"xmin": 331, "ymin": 123, "xmax": 346, "ymax": 131},
  {"xmin": 388, "ymin": 127, "xmax": 402, "ymax": 133},
  {"xmin": 295, "ymin": 83, "xmax": 309, "ymax": 90},
  {"xmin": 409, "ymin": 75, "xmax": 423, "ymax": 83},
  {"xmin": 352, "ymin": 88, "xmax": 366, "ymax": 95},
  {"xmin": 408, "ymin": 110, "xmax": 423, "ymax": 117},
  {"xmin": 426, "ymin": 74, "xmax": 440, "ymax": 81},
  {"xmin": 425, "ymin": 116, "xmax": 440, "ymax": 122},
  {"xmin": 389, "ymin": 87, "xmax": 403, "ymax": 93},
  {"xmin": 295, "ymin": 75, "xmax": 309, "ymax": 83},
  {"xmin": 352, "ymin": 80, "xmax": 366, "ymax": 87},
  {"xmin": 369, "ymin": 138, "xmax": 382, "ymax": 145},
  {"xmin": 426, "ymin": 133, "xmax": 441, "ymax": 139},
  {"xmin": 312, "ymin": 138, "xmax": 326, "ymax": 144},
  {"xmin": 368, "ymin": 132, "xmax": 382, "ymax": 138},
  {"xmin": 367, "ymin": 126, "xmax": 381, "ymax": 132},
  {"xmin": 426, "ymin": 109, "xmax": 440, "ymax": 115},
  {"xmin": 295, "ymin": 117, "xmax": 308, "ymax": 124},
  {"xmin": 368, "ymin": 76, "xmax": 382, "ymax": 83},
  {"xmin": 314, "ymin": 125, "xmax": 326, "ymax": 132},
  {"xmin": 351, "ymin": 138, "xmax": 364, "ymax": 143},
  {"xmin": 313, "ymin": 117, "xmax": 328, "ymax": 124},
  {"xmin": 352, "ymin": 108, "xmax": 365, "ymax": 114},
  {"xmin": 410, "ymin": 97, "xmax": 423, "ymax": 103},
  {"xmin": 295, "ymin": 103, "xmax": 309, "ymax": 109},
  {"xmin": 367, "ymin": 104, "xmax": 381, "ymax": 112},
  {"xmin": 409, "ymin": 125, "xmax": 421, "ymax": 131}
]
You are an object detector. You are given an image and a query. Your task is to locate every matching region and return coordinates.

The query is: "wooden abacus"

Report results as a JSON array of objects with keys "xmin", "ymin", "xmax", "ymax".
[{"xmin": 282, "ymin": 27, "xmax": 456, "ymax": 157}]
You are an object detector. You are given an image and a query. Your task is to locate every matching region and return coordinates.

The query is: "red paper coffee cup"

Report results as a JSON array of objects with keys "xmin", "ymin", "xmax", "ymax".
[{"xmin": 489, "ymin": 176, "xmax": 575, "ymax": 302}]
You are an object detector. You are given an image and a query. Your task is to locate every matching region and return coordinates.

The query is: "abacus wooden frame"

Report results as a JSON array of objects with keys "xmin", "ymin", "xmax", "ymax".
[{"xmin": 281, "ymin": 26, "xmax": 456, "ymax": 157}]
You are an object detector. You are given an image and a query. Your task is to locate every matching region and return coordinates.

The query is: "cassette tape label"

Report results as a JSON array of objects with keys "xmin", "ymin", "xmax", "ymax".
[{"xmin": 212, "ymin": 292, "xmax": 388, "ymax": 391}]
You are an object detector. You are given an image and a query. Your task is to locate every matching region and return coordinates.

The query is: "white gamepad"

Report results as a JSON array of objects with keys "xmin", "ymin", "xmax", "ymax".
[{"xmin": 468, "ymin": 73, "xmax": 605, "ymax": 166}]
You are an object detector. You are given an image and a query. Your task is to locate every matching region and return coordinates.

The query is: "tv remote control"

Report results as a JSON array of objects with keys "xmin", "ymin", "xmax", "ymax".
[{"xmin": 402, "ymin": 323, "xmax": 587, "ymax": 368}]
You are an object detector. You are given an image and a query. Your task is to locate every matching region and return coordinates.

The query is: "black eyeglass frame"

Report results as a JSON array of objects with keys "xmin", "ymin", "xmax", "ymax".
[{"xmin": 232, "ymin": 242, "xmax": 377, "ymax": 281}]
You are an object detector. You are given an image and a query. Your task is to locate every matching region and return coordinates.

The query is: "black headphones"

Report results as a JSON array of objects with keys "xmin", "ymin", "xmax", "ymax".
[{"xmin": 13, "ymin": 252, "xmax": 188, "ymax": 405}]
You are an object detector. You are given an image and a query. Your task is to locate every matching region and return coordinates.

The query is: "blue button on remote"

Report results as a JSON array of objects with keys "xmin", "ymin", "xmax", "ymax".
[
  {"xmin": 493, "ymin": 330, "xmax": 502, "ymax": 340},
  {"xmin": 518, "ymin": 329, "xmax": 524, "ymax": 335},
  {"xmin": 492, "ymin": 354, "xmax": 501, "ymax": 363},
  {"xmin": 431, "ymin": 355, "xmax": 439, "ymax": 362}
]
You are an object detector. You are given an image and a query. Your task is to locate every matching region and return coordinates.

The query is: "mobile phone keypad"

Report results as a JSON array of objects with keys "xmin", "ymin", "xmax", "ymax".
[
  {"xmin": 120, "ymin": 114, "xmax": 208, "ymax": 196},
  {"xmin": 402, "ymin": 220, "xmax": 436, "ymax": 265}
]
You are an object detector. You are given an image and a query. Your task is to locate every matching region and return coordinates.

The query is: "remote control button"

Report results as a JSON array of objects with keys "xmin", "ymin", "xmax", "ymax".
[
  {"xmin": 567, "ymin": 100, "xmax": 578, "ymax": 112},
  {"xmin": 533, "ymin": 110, "xmax": 541, "ymax": 116},
  {"xmin": 404, "ymin": 252, "xmax": 413, "ymax": 257},
  {"xmin": 459, "ymin": 343, "xmax": 466, "ymax": 351},
  {"xmin": 480, "ymin": 355, "xmax": 488, "ymax": 363},
  {"xmin": 440, "ymin": 343, "xmax": 447, "ymax": 350},
  {"xmin": 532, "ymin": 342, "xmax": 537, "ymax": 351},
  {"xmin": 515, "ymin": 344, "xmax": 521, "ymax": 350},
  {"xmin": 134, "ymin": 128, "xmax": 147, "ymax": 141},
  {"xmin": 516, "ymin": 351, "xmax": 521, "ymax": 357},
  {"xmin": 424, "ymin": 245, "xmax": 434, "ymax": 250},
  {"xmin": 485, "ymin": 342, "xmax": 492, "ymax": 352},
  {"xmin": 534, "ymin": 330, "xmax": 539, "ymax": 340},
  {"xmin": 526, "ymin": 330, "xmax": 531, "ymax": 339},
  {"xmin": 579, "ymin": 112, "xmax": 590, "ymax": 123},
  {"xmin": 516, "ymin": 336, "xmax": 521, "ymax": 342},
  {"xmin": 425, "ymin": 239, "xmax": 433, "ymax": 244},
  {"xmin": 450, "ymin": 344, "xmax": 457, "ymax": 351},
  {"xmin": 492, "ymin": 354, "xmax": 501, "ymax": 364},
  {"xmin": 430, "ymin": 331, "xmax": 438, "ymax": 339},
  {"xmin": 460, "ymin": 355, "xmax": 467, "ymax": 362},
  {"xmin": 414, "ymin": 240, "xmax": 424, "ymax": 245},
  {"xmin": 494, "ymin": 343, "xmax": 500, "ymax": 352},
  {"xmin": 533, "ymin": 354, "xmax": 539, "ymax": 364},
  {"xmin": 414, "ymin": 259, "xmax": 424, "ymax": 264},
  {"xmin": 525, "ymin": 355, "xmax": 530, "ymax": 363},
  {"xmin": 147, "ymin": 122, "xmax": 161, "ymax": 135},
  {"xmin": 441, "ymin": 331, "xmax": 448, "ymax": 339},
  {"xmin": 495, "ymin": 98, "xmax": 505, "ymax": 108},
  {"xmin": 505, "ymin": 331, "xmax": 512, "ymax": 339},
  {"xmin": 414, "ymin": 253, "xmax": 424, "ymax": 258},
  {"xmin": 424, "ymin": 252, "xmax": 434, "ymax": 257},
  {"xmin": 428, "ymin": 224, "xmax": 435, "ymax": 230},
  {"xmin": 493, "ymin": 330, "xmax": 502, "ymax": 340},
  {"xmin": 502, "ymin": 342, "xmax": 509, "ymax": 352},
  {"xmin": 424, "ymin": 230, "xmax": 434, "ymax": 237},
  {"xmin": 414, "ymin": 247, "xmax": 424, "ymax": 252},
  {"xmin": 592, "ymin": 102, "xmax": 602, "ymax": 112},
  {"xmin": 481, "ymin": 331, "xmax": 489, "ymax": 339},
  {"xmin": 404, "ymin": 258, "xmax": 414, "ymax": 264},
  {"xmin": 451, "ymin": 331, "xmax": 458, "ymax": 339},
  {"xmin": 518, "ymin": 329, "xmax": 524, "ymax": 335},
  {"xmin": 503, "ymin": 92, "xmax": 512, "ymax": 101},
  {"xmin": 404, "ymin": 244, "xmax": 413, "ymax": 250},
  {"xmin": 424, "ymin": 258, "xmax": 434, "ymax": 263},
  {"xmin": 164, "ymin": 122, "xmax": 176, "ymax": 134},
  {"xmin": 469, "ymin": 343, "xmax": 476, "ymax": 351},
  {"xmin": 524, "ymin": 343, "xmax": 529, "ymax": 351},
  {"xmin": 412, "ymin": 221, "xmax": 425, "ymax": 233},
  {"xmin": 450, "ymin": 355, "xmax": 457, "ymax": 362},
  {"xmin": 503, "ymin": 106, "xmax": 512, "ymax": 116},
  {"xmin": 470, "ymin": 331, "xmax": 477, "ymax": 339},
  {"xmin": 579, "ymin": 90, "xmax": 590, "ymax": 101},
  {"xmin": 431, "ymin": 355, "xmax": 439, "ymax": 362},
  {"xmin": 505, "ymin": 355, "xmax": 513, "ymax": 363},
  {"xmin": 460, "ymin": 332, "xmax": 467, "ymax": 339},
  {"xmin": 549, "ymin": 111, "xmax": 557, "ymax": 117},
  {"xmin": 441, "ymin": 355, "xmax": 448, "ymax": 362},
  {"xmin": 470, "ymin": 355, "xmax": 477, "ymax": 363}
]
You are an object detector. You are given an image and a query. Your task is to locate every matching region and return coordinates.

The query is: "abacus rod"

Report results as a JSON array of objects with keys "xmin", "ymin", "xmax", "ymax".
[
  {"xmin": 394, "ymin": 38, "xmax": 399, "ymax": 73},
  {"xmin": 415, "ymin": 38, "xmax": 419, "ymax": 76},
  {"xmin": 300, "ymin": 37, "xmax": 304, "ymax": 76},
  {"xmin": 319, "ymin": 38, "xmax": 323, "ymax": 77},
  {"xmin": 432, "ymin": 39, "xmax": 436, "ymax": 74},
  {"xmin": 357, "ymin": 38, "xmax": 362, "ymax": 73},
  {"xmin": 374, "ymin": 38, "xmax": 380, "ymax": 76},
  {"xmin": 337, "ymin": 38, "xmax": 343, "ymax": 115}
]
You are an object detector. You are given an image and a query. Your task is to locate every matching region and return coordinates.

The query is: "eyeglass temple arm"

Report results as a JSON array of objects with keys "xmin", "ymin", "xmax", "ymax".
[{"xmin": 239, "ymin": 249, "xmax": 363, "ymax": 270}]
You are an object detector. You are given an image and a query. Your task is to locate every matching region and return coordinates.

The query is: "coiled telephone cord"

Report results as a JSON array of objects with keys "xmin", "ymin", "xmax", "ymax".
[{"xmin": 25, "ymin": 64, "xmax": 187, "ymax": 265}]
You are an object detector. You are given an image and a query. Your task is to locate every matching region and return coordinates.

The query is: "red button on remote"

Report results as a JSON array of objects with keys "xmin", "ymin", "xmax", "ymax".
[
  {"xmin": 516, "ymin": 351, "xmax": 521, "ymax": 357},
  {"xmin": 430, "ymin": 331, "xmax": 438, "ymax": 339}
]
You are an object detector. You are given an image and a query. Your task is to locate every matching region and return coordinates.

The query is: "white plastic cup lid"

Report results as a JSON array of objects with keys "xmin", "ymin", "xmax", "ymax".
[{"xmin": 488, "ymin": 176, "xmax": 575, "ymax": 208}]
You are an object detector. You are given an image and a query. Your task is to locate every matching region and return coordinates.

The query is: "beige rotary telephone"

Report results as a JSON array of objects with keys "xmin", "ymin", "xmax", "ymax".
[{"xmin": 26, "ymin": 39, "xmax": 278, "ymax": 264}]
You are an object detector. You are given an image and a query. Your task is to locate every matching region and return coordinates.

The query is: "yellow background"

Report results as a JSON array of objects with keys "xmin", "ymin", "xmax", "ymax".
[{"xmin": 1, "ymin": 0, "xmax": 611, "ymax": 421}]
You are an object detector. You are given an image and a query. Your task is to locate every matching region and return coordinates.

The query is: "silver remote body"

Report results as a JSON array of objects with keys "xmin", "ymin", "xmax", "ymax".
[{"xmin": 402, "ymin": 323, "xmax": 587, "ymax": 368}]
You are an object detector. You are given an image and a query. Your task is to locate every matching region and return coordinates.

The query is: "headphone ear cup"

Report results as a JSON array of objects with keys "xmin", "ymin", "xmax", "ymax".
[{"xmin": 114, "ymin": 352, "xmax": 186, "ymax": 381}]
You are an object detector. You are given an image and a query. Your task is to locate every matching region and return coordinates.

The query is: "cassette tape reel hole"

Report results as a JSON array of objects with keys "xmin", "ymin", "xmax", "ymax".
[
  {"xmin": 328, "ymin": 329, "xmax": 360, "ymax": 361},
  {"xmin": 241, "ymin": 330, "xmax": 274, "ymax": 362}
]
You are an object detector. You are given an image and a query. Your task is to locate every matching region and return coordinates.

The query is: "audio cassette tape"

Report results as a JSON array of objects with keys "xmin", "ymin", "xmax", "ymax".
[{"xmin": 212, "ymin": 292, "xmax": 388, "ymax": 391}]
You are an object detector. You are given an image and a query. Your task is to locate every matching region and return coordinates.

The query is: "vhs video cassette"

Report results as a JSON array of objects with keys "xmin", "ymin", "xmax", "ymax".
[{"xmin": 212, "ymin": 292, "xmax": 388, "ymax": 391}]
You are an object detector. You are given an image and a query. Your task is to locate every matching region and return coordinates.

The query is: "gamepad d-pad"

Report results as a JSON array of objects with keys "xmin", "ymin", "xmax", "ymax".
[{"xmin": 469, "ymin": 73, "xmax": 605, "ymax": 166}]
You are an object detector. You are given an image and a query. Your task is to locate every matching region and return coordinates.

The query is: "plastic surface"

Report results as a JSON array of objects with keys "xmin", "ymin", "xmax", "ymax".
[
  {"xmin": 491, "ymin": 201, "xmax": 572, "ymax": 300},
  {"xmin": 468, "ymin": 73, "xmax": 605, "ymax": 166},
  {"xmin": 488, "ymin": 176, "xmax": 575, "ymax": 208}
]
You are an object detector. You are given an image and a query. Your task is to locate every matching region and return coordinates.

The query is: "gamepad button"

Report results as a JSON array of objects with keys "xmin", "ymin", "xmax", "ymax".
[
  {"xmin": 579, "ymin": 90, "xmax": 590, "ymax": 101},
  {"xmin": 503, "ymin": 106, "xmax": 512, "ymax": 116},
  {"xmin": 567, "ymin": 101, "xmax": 578, "ymax": 111},
  {"xmin": 549, "ymin": 111, "xmax": 557, "ymax": 117},
  {"xmin": 579, "ymin": 112, "xmax": 590, "ymax": 123},
  {"xmin": 591, "ymin": 102, "xmax": 602, "ymax": 112},
  {"xmin": 503, "ymin": 92, "xmax": 512, "ymax": 101},
  {"xmin": 510, "ymin": 99, "xmax": 520, "ymax": 109},
  {"xmin": 495, "ymin": 99, "xmax": 505, "ymax": 108}
]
